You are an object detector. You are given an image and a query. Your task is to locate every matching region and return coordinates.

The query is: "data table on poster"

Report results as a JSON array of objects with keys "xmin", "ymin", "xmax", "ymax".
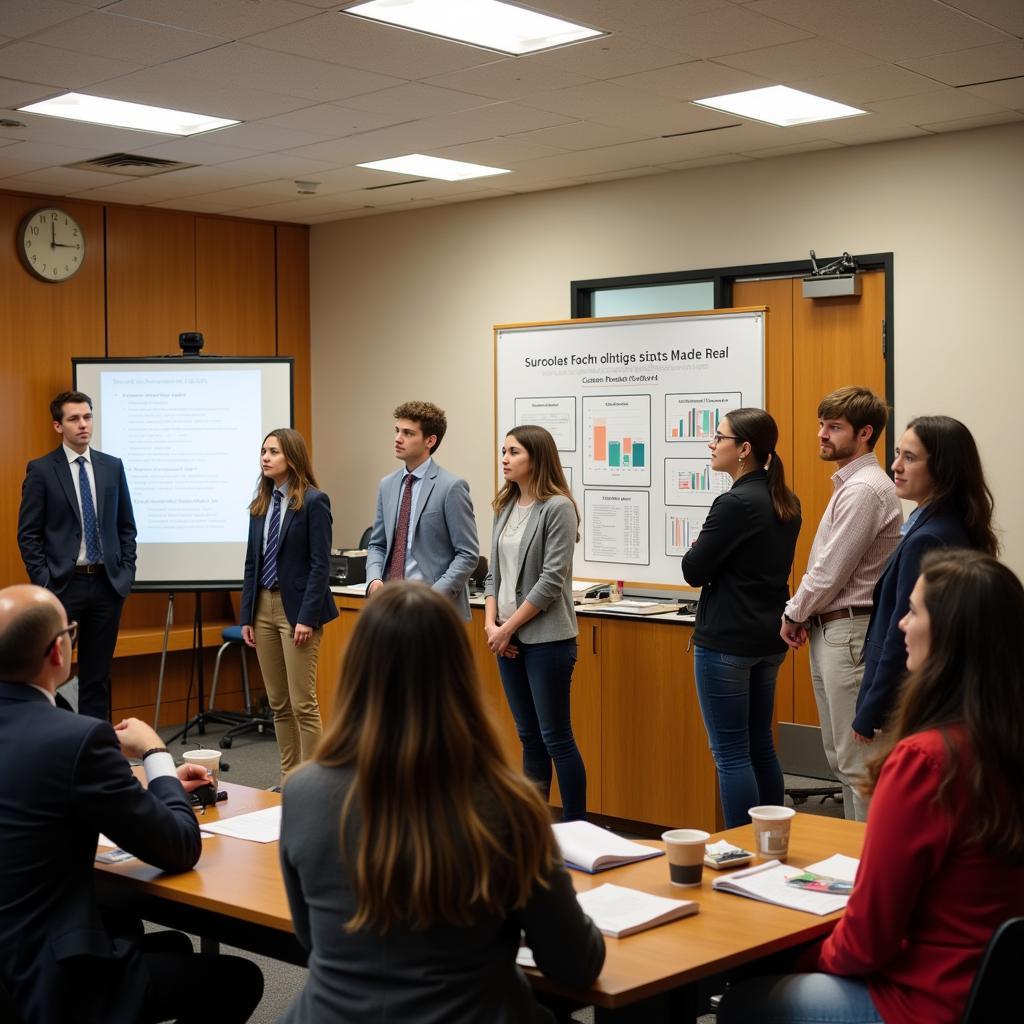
[{"xmin": 495, "ymin": 310, "xmax": 765, "ymax": 585}]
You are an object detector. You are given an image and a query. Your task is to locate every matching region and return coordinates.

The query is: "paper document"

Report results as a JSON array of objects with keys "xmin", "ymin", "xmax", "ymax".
[
  {"xmin": 199, "ymin": 805, "xmax": 282, "ymax": 843},
  {"xmin": 711, "ymin": 855, "xmax": 859, "ymax": 915},
  {"xmin": 576, "ymin": 883, "xmax": 698, "ymax": 937},
  {"xmin": 552, "ymin": 820, "xmax": 663, "ymax": 873}
]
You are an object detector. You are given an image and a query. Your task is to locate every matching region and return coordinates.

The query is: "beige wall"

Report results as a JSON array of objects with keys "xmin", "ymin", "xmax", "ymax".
[{"xmin": 310, "ymin": 122, "xmax": 1024, "ymax": 575}]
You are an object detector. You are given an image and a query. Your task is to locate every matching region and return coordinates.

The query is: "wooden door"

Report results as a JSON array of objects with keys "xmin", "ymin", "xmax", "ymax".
[{"xmin": 732, "ymin": 272, "xmax": 888, "ymax": 725}]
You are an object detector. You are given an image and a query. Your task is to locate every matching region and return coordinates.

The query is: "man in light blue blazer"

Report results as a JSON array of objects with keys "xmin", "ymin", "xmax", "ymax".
[{"xmin": 365, "ymin": 401, "xmax": 479, "ymax": 620}]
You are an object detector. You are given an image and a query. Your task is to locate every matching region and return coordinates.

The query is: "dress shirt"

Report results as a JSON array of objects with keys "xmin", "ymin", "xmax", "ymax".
[
  {"xmin": 262, "ymin": 481, "xmax": 289, "ymax": 553},
  {"xmin": 785, "ymin": 453, "xmax": 901, "ymax": 622},
  {"xmin": 63, "ymin": 443, "xmax": 100, "ymax": 564},
  {"xmin": 396, "ymin": 457, "xmax": 431, "ymax": 583}
]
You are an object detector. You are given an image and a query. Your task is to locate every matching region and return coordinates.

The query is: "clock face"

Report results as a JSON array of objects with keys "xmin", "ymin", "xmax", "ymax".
[{"xmin": 18, "ymin": 207, "xmax": 86, "ymax": 282}]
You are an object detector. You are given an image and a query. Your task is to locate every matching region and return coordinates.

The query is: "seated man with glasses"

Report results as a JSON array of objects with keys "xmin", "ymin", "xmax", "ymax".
[{"xmin": 0, "ymin": 584, "xmax": 264, "ymax": 1024}]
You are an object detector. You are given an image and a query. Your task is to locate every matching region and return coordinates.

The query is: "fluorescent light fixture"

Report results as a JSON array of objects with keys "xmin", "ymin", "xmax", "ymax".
[
  {"xmin": 17, "ymin": 92, "xmax": 239, "ymax": 136},
  {"xmin": 358, "ymin": 153, "xmax": 511, "ymax": 181},
  {"xmin": 693, "ymin": 86, "xmax": 866, "ymax": 127},
  {"xmin": 342, "ymin": 0, "xmax": 603, "ymax": 56}
]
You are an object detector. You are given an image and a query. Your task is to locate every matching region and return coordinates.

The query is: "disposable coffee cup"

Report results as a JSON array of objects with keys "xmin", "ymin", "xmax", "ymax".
[
  {"xmin": 182, "ymin": 748, "xmax": 221, "ymax": 787},
  {"xmin": 662, "ymin": 828, "xmax": 710, "ymax": 887},
  {"xmin": 748, "ymin": 805, "xmax": 795, "ymax": 861}
]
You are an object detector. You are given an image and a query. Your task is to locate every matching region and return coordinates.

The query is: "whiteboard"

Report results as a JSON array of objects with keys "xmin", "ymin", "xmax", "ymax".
[{"xmin": 495, "ymin": 311, "xmax": 765, "ymax": 586}]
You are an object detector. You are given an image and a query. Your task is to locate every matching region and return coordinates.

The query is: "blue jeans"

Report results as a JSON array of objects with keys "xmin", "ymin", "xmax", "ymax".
[
  {"xmin": 694, "ymin": 646, "xmax": 786, "ymax": 828},
  {"xmin": 498, "ymin": 637, "xmax": 587, "ymax": 821},
  {"xmin": 717, "ymin": 973, "xmax": 882, "ymax": 1024}
]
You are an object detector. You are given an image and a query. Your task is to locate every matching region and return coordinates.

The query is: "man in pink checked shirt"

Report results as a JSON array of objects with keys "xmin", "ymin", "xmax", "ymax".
[{"xmin": 779, "ymin": 386, "xmax": 901, "ymax": 821}]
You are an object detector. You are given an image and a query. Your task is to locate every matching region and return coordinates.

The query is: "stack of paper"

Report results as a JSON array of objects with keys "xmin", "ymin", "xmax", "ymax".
[
  {"xmin": 576, "ymin": 883, "xmax": 699, "ymax": 937},
  {"xmin": 711, "ymin": 854, "xmax": 859, "ymax": 915},
  {"xmin": 552, "ymin": 820, "xmax": 663, "ymax": 873}
]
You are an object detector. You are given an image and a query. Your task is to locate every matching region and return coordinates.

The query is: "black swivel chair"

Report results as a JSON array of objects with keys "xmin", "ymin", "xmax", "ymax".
[
  {"xmin": 960, "ymin": 917, "xmax": 1024, "ymax": 1023},
  {"xmin": 357, "ymin": 526, "xmax": 372, "ymax": 550}
]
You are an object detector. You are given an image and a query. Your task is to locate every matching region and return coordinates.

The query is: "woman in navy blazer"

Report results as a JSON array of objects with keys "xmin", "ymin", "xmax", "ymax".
[
  {"xmin": 240, "ymin": 429, "xmax": 338, "ymax": 784},
  {"xmin": 854, "ymin": 416, "xmax": 997, "ymax": 741}
]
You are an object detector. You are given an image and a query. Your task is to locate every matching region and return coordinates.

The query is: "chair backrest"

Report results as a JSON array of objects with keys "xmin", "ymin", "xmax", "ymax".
[
  {"xmin": 0, "ymin": 977, "xmax": 27, "ymax": 1024},
  {"xmin": 357, "ymin": 526, "xmax": 372, "ymax": 550},
  {"xmin": 961, "ymin": 917, "xmax": 1024, "ymax": 1024}
]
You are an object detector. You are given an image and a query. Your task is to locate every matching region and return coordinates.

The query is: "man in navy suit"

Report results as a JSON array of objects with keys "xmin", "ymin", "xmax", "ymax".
[
  {"xmin": 17, "ymin": 390, "xmax": 137, "ymax": 719},
  {"xmin": 0, "ymin": 583, "xmax": 263, "ymax": 1024},
  {"xmin": 366, "ymin": 401, "xmax": 479, "ymax": 620}
]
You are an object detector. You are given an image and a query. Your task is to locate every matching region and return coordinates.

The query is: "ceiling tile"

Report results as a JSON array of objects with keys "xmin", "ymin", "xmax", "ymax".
[
  {"xmin": 899, "ymin": 42, "xmax": 1024, "ymax": 88},
  {"xmin": 0, "ymin": 164, "xmax": 124, "ymax": 189},
  {"xmin": 231, "ymin": 195, "xmax": 366, "ymax": 220},
  {"xmin": 1, "ymin": 0, "xmax": 85, "ymax": 39},
  {"xmin": 128, "ymin": 137, "xmax": 265, "ymax": 164},
  {"xmin": 527, "ymin": 0, "xmax": 731, "ymax": 35},
  {"xmin": 103, "ymin": 0, "xmax": 317, "ymax": 38},
  {"xmin": 920, "ymin": 109, "xmax": 1024, "ymax": 132},
  {"xmin": 0, "ymin": 110, "xmax": 172, "ymax": 150},
  {"xmin": 91, "ymin": 65, "xmax": 312, "ymax": 120},
  {"xmin": 31, "ymin": 12, "xmax": 226, "ymax": 65},
  {"xmin": 810, "ymin": 115, "xmax": 930, "ymax": 145},
  {"xmin": 151, "ymin": 193, "xmax": 248, "ymax": 212},
  {"xmin": 193, "ymin": 120, "xmax": 338, "ymax": 153},
  {"xmin": 245, "ymin": 11, "xmax": 495, "ymax": 79},
  {"xmin": 714, "ymin": 38, "xmax": 882, "ymax": 80},
  {"xmin": 165, "ymin": 43, "xmax": 405, "ymax": 103},
  {"xmin": 257, "ymin": 102, "xmax": 413, "ymax": 136},
  {"xmin": 342, "ymin": 82, "xmax": 493, "ymax": 118},
  {"xmin": 577, "ymin": 165, "xmax": 674, "ymax": 183},
  {"xmin": 865, "ymin": 87, "xmax": 1008, "ymax": 123},
  {"xmin": 676, "ymin": 119, "xmax": 822, "ymax": 151},
  {"xmin": 940, "ymin": 1, "xmax": 1024, "ymax": 36},
  {"xmin": 217, "ymin": 152, "xmax": 337, "ymax": 179},
  {"xmin": 423, "ymin": 59, "xmax": 595, "ymax": 101},
  {"xmin": 432, "ymin": 136, "xmax": 568, "ymax": 164},
  {"xmin": 963, "ymin": 76, "xmax": 1024, "ymax": 108},
  {"xmin": 523, "ymin": 32, "xmax": 696, "ymax": 78},
  {"xmin": 623, "ymin": 5, "xmax": 813, "ymax": 59},
  {"xmin": 787, "ymin": 65, "xmax": 942, "ymax": 106},
  {"xmin": 610, "ymin": 61, "xmax": 770, "ymax": 101},
  {"xmin": 0, "ymin": 78, "xmax": 58, "ymax": 108},
  {"xmin": 507, "ymin": 120, "xmax": 652, "ymax": 150},
  {"xmin": 746, "ymin": 0, "xmax": 1009, "ymax": 62},
  {"xmin": 744, "ymin": 138, "xmax": 844, "ymax": 158},
  {"xmin": 660, "ymin": 153, "xmax": 753, "ymax": 170},
  {"xmin": 0, "ymin": 42, "xmax": 142, "ymax": 89}
]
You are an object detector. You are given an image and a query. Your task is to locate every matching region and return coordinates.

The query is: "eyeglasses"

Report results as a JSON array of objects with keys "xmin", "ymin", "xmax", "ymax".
[
  {"xmin": 711, "ymin": 433, "xmax": 740, "ymax": 445},
  {"xmin": 45, "ymin": 621, "xmax": 78, "ymax": 656}
]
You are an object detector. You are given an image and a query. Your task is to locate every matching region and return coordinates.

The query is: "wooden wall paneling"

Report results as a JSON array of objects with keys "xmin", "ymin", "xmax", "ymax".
[
  {"xmin": 1, "ymin": 193, "xmax": 106, "ymax": 589},
  {"xmin": 467, "ymin": 610, "xmax": 523, "ymax": 768},
  {"xmin": 315, "ymin": 602, "xmax": 357, "ymax": 723},
  {"xmin": 732, "ymin": 279, "xmax": 797, "ymax": 722},
  {"xmin": 790, "ymin": 271, "xmax": 887, "ymax": 723},
  {"xmin": 275, "ymin": 225, "xmax": 312, "ymax": 442},
  {"xmin": 195, "ymin": 217, "xmax": 276, "ymax": 356},
  {"xmin": 106, "ymin": 207, "xmax": 196, "ymax": 356}
]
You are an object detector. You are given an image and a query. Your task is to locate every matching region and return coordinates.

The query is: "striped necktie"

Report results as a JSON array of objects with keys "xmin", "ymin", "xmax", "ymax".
[
  {"xmin": 76, "ymin": 456, "xmax": 102, "ymax": 563},
  {"xmin": 260, "ymin": 490, "xmax": 284, "ymax": 588}
]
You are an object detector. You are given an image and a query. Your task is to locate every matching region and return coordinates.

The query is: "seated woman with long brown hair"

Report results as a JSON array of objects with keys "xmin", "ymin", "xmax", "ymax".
[
  {"xmin": 718, "ymin": 549, "xmax": 1024, "ymax": 1024},
  {"xmin": 278, "ymin": 582, "xmax": 605, "ymax": 1024}
]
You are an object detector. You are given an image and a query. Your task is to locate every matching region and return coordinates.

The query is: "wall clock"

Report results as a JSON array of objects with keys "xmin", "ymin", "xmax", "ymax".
[{"xmin": 17, "ymin": 207, "xmax": 86, "ymax": 282}]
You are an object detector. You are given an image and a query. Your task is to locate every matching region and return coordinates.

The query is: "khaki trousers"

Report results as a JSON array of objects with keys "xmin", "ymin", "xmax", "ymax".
[
  {"xmin": 809, "ymin": 615, "xmax": 871, "ymax": 821},
  {"xmin": 253, "ymin": 588, "xmax": 323, "ymax": 781}
]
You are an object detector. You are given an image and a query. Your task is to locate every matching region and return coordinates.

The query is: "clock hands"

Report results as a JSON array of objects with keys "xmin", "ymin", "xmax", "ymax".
[
  {"xmin": 50, "ymin": 220, "xmax": 55, "ymax": 249},
  {"xmin": 53, "ymin": 242, "xmax": 77, "ymax": 248}
]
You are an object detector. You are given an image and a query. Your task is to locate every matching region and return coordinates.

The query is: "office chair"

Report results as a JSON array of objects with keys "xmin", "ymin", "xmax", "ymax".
[
  {"xmin": 0, "ymin": 977, "xmax": 27, "ymax": 1024},
  {"xmin": 960, "ymin": 917, "xmax": 1024, "ymax": 1023},
  {"xmin": 207, "ymin": 626, "xmax": 274, "ymax": 750},
  {"xmin": 357, "ymin": 525, "xmax": 372, "ymax": 550}
]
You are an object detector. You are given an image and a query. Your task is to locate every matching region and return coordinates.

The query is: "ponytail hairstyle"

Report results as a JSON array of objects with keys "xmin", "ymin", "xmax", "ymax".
[
  {"xmin": 725, "ymin": 408, "xmax": 800, "ymax": 522},
  {"xmin": 865, "ymin": 550, "xmax": 1024, "ymax": 863}
]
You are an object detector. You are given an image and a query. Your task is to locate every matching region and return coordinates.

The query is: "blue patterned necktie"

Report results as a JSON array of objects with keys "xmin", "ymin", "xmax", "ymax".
[
  {"xmin": 76, "ymin": 456, "xmax": 102, "ymax": 563},
  {"xmin": 260, "ymin": 490, "xmax": 284, "ymax": 588}
]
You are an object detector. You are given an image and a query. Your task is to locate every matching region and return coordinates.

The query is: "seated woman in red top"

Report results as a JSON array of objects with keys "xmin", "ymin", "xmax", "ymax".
[{"xmin": 718, "ymin": 548, "xmax": 1024, "ymax": 1024}]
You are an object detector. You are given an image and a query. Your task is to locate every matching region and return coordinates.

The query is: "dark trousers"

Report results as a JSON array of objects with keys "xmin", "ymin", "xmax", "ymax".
[
  {"xmin": 497, "ymin": 637, "xmax": 587, "ymax": 821},
  {"xmin": 58, "ymin": 569, "xmax": 125, "ymax": 721},
  {"xmin": 140, "ymin": 931, "xmax": 264, "ymax": 1024}
]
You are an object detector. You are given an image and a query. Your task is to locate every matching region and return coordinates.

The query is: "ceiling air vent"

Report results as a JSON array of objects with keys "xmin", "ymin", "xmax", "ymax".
[{"xmin": 64, "ymin": 153, "xmax": 198, "ymax": 177}]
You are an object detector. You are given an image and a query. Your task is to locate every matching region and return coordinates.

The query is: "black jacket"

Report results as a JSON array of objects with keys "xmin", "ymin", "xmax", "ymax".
[{"xmin": 681, "ymin": 470, "xmax": 801, "ymax": 656}]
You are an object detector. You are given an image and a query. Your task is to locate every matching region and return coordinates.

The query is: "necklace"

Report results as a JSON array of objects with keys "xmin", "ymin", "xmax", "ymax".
[{"xmin": 503, "ymin": 501, "xmax": 535, "ymax": 537}]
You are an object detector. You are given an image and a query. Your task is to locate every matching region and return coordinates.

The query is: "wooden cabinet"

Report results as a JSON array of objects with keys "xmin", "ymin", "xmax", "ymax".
[{"xmin": 319, "ymin": 596, "xmax": 721, "ymax": 831}]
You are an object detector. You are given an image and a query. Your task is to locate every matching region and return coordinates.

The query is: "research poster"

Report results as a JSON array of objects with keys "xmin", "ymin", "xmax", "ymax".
[{"xmin": 496, "ymin": 311, "xmax": 765, "ymax": 585}]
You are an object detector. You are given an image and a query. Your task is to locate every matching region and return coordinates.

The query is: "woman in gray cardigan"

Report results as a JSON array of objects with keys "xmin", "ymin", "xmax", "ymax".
[
  {"xmin": 484, "ymin": 424, "xmax": 586, "ymax": 820},
  {"xmin": 279, "ymin": 583, "xmax": 604, "ymax": 1024}
]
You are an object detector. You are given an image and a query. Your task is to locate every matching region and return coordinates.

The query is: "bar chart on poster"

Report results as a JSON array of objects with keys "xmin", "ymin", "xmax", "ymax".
[{"xmin": 495, "ymin": 310, "xmax": 765, "ymax": 586}]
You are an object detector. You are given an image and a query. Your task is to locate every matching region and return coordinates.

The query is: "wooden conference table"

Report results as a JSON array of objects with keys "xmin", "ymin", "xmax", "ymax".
[{"xmin": 95, "ymin": 782, "xmax": 865, "ymax": 1023}]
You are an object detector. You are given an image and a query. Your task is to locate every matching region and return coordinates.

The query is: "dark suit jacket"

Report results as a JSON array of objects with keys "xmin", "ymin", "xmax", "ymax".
[
  {"xmin": 17, "ymin": 446, "xmax": 137, "ymax": 598},
  {"xmin": 682, "ymin": 469, "xmax": 802, "ymax": 657},
  {"xmin": 240, "ymin": 487, "xmax": 339, "ymax": 629},
  {"xmin": 854, "ymin": 506, "xmax": 970, "ymax": 737},
  {"xmin": 0, "ymin": 682, "xmax": 201, "ymax": 1024},
  {"xmin": 279, "ymin": 762, "xmax": 605, "ymax": 1024}
]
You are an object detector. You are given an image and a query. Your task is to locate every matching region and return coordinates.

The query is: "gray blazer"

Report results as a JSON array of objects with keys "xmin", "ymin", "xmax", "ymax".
[
  {"xmin": 484, "ymin": 494, "xmax": 578, "ymax": 644},
  {"xmin": 279, "ymin": 763, "xmax": 605, "ymax": 1024},
  {"xmin": 365, "ymin": 460, "xmax": 479, "ymax": 620}
]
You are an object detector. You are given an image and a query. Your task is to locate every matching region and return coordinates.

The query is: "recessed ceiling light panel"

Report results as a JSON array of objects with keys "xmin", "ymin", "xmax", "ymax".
[
  {"xmin": 18, "ymin": 92, "xmax": 239, "ymax": 136},
  {"xmin": 693, "ymin": 86, "xmax": 866, "ymax": 127},
  {"xmin": 342, "ymin": 0, "xmax": 604, "ymax": 56},
  {"xmin": 358, "ymin": 153, "xmax": 511, "ymax": 181}
]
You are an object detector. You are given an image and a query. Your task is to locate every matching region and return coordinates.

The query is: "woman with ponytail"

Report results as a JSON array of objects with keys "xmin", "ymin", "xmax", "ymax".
[{"xmin": 682, "ymin": 408, "xmax": 801, "ymax": 827}]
